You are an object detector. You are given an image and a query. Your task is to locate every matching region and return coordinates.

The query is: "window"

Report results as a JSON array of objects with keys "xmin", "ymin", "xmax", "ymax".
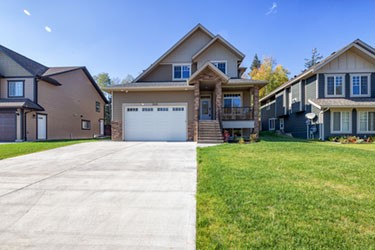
[
  {"xmin": 358, "ymin": 111, "xmax": 375, "ymax": 133},
  {"xmin": 351, "ymin": 74, "xmax": 370, "ymax": 97},
  {"xmin": 211, "ymin": 61, "xmax": 226, "ymax": 74},
  {"xmin": 269, "ymin": 118, "xmax": 276, "ymax": 131},
  {"xmin": 96, "ymin": 101, "xmax": 100, "ymax": 112},
  {"xmin": 326, "ymin": 75, "xmax": 344, "ymax": 97},
  {"xmin": 8, "ymin": 80, "xmax": 24, "ymax": 97},
  {"xmin": 127, "ymin": 108, "xmax": 138, "ymax": 112},
  {"xmin": 331, "ymin": 111, "xmax": 351, "ymax": 133},
  {"xmin": 157, "ymin": 107, "xmax": 168, "ymax": 112},
  {"xmin": 224, "ymin": 128, "xmax": 243, "ymax": 141},
  {"xmin": 172, "ymin": 107, "xmax": 184, "ymax": 111},
  {"xmin": 81, "ymin": 120, "xmax": 91, "ymax": 130},
  {"xmin": 279, "ymin": 118, "xmax": 284, "ymax": 130},
  {"xmin": 142, "ymin": 108, "xmax": 153, "ymax": 112},
  {"xmin": 173, "ymin": 64, "xmax": 191, "ymax": 80},
  {"xmin": 223, "ymin": 93, "xmax": 241, "ymax": 114}
]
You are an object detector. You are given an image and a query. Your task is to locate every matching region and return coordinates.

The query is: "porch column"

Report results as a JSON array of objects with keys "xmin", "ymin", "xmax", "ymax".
[
  {"xmin": 215, "ymin": 81, "xmax": 222, "ymax": 121},
  {"xmin": 253, "ymin": 87, "xmax": 260, "ymax": 137},
  {"xmin": 194, "ymin": 81, "xmax": 200, "ymax": 142}
]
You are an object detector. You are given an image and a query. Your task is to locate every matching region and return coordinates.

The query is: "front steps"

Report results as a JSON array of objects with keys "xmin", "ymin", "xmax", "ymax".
[{"xmin": 198, "ymin": 120, "xmax": 224, "ymax": 143}]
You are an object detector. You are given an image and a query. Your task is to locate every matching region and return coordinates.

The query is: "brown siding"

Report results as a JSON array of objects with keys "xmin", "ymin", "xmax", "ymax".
[
  {"xmin": 141, "ymin": 64, "xmax": 172, "ymax": 82},
  {"xmin": 0, "ymin": 52, "xmax": 33, "ymax": 76},
  {"xmin": 33, "ymin": 69, "xmax": 105, "ymax": 140},
  {"xmin": 113, "ymin": 90, "xmax": 194, "ymax": 124}
]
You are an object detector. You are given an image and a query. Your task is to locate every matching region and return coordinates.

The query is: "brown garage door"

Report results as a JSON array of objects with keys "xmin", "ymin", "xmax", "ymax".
[{"xmin": 0, "ymin": 112, "xmax": 16, "ymax": 141}]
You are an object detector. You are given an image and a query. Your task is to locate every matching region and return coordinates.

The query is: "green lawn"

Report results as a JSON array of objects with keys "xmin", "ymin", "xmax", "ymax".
[
  {"xmin": 197, "ymin": 133, "xmax": 375, "ymax": 249},
  {"xmin": 0, "ymin": 139, "xmax": 99, "ymax": 160}
]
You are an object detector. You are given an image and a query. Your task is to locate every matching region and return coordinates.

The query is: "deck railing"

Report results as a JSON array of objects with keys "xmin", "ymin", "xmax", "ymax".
[{"xmin": 221, "ymin": 106, "xmax": 253, "ymax": 120}]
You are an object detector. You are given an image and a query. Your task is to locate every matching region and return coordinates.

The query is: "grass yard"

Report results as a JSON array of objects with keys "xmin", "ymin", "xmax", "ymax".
[
  {"xmin": 197, "ymin": 133, "xmax": 375, "ymax": 249},
  {"xmin": 0, "ymin": 139, "xmax": 99, "ymax": 160}
]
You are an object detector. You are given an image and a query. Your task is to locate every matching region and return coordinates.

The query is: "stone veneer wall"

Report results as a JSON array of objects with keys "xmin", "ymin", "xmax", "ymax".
[{"xmin": 111, "ymin": 121, "xmax": 122, "ymax": 141}]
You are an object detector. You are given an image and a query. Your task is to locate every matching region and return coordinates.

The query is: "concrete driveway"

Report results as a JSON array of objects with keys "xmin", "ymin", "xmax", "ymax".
[{"xmin": 0, "ymin": 141, "xmax": 196, "ymax": 249}]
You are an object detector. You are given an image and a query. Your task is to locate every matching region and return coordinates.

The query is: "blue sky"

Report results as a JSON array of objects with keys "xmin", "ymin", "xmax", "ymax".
[{"xmin": 1, "ymin": 0, "xmax": 375, "ymax": 80}]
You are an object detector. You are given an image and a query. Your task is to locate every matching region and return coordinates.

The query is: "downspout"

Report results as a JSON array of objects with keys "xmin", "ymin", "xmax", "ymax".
[{"xmin": 319, "ymin": 108, "xmax": 330, "ymax": 140}]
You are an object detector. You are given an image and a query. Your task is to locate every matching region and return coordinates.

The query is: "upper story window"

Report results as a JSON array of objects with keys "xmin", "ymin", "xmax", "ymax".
[
  {"xmin": 350, "ymin": 74, "xmax": 370, "ymax": 97},
  {"xmin": 326, "ymin": 74, "xmax": 345, "ymax": 97},
  {"xmin": 95, "ymin": 101, "xmax": 100, "ymax": 112},
  {"xmin": 173, "ymin": 64, "xmax": 191, "ymax": 80},
  {"xmin": 211, "ymin": 61, "xmax": 226, "ymax": 74},
  {"xmin": 8, "ymin": 80, "xmax": 24, "ymax": 97}
]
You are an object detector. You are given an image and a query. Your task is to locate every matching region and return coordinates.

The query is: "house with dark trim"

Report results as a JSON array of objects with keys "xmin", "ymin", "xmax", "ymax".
[
  {"xmin": 260, "ymin": 39, "xmax": 375, "ymax": 140},
  {"xmin": 0, "ymin": 45, "xmax": 108, "ymax": 141}
]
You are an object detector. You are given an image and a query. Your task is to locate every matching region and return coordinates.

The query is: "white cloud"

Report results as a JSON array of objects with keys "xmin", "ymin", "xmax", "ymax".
[
  {"xmin": 23, "ymin": 9, "xmax": 31, "ymax": 16},
  {"xmin": 266, "ymin": 2, "xmax": 277, "ymax": 15},
  {"xmin": 45, "ymin": 26, "xmax": 52, "ymax": 33}
]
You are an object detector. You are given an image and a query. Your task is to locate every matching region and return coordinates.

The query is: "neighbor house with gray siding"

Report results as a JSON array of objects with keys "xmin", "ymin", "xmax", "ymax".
[{"xmin": 260, "ymin": 39, "xmax": 375, "ymax": 140}]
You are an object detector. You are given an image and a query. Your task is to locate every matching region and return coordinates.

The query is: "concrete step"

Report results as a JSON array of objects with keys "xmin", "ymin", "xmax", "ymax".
[
  {"xmin": 198, "ymin": 139, "xmax": 224, "ymax": 143},
  {"xmin": 198, "ymin": 137, "xmax": 224, "ymax": 141}
]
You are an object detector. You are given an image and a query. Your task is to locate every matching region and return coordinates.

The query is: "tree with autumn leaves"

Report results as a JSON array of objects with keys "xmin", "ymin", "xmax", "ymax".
[{"xmin": 249, "ymin": 55, "xmax": 289, "ymax": 98}]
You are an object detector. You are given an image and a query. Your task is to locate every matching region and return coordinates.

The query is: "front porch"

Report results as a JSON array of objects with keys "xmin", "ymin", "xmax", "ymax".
[{"xmin": 188, "ymin": 62, "xmax": 266, "ymax": 142}]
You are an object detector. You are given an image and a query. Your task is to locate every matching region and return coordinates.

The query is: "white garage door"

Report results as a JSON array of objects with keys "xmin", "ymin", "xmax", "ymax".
[{"xmin": 124, "ymin": 104, "xmax": 187, "ymax": 141}]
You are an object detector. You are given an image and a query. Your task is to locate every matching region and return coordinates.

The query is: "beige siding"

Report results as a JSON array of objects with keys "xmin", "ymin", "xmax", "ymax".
[
  {"xmin": 112, "ymin": 91, "xmax": 194, "ymax": 123},
  {"xmin": 0, "ymin": 78, "xmax": 34, "ymax": 100},
  {"xmin": 31, "ymin": 69, "xmax": 105, "ymax": 140},
  {"xmin": 195, "ymin": 42, "xmax": 241, "ymax": 78},
  {"xmin": 317, "ymin": 48, "xmax": 375, "ymax": 73},
  {"xmin": 162, "ymin": 29, "xmax": 212, "ymax": 64},
  {"xmin": 141, "ymin": 64, "xmax": 172, "ymax": 82},
  {"xmin": 0, "ymin": 52, "xmax": 32, "ymax": 76}
]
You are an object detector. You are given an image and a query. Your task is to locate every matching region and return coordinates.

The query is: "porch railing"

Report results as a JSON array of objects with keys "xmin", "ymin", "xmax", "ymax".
[{"xmin": 221, "ymin": 106, "xmax": 253, "ymax": 120}]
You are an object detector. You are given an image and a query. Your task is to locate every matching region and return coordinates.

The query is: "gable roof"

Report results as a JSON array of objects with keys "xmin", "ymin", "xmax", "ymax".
[
  {"xmin": 133, "ymin": 24, "xmax": 215, "ymax": 82},
  {"xmin": 0, "ymin": 45, "xmax": 48, "ymax": 76},
  {"xmin": 260, "ymin": 39, "xmax": 375, "ymax": 102},
  {"xmin": 192, "ymin": 35, "xmax": 245, "ymax": 61},
  {"xmin": 42, "ymin": 67, "xmax": 82, "ymax": 76},
  {"xmin": 188, "ymin": 61, "xmax": 230, "ymax": 84}
]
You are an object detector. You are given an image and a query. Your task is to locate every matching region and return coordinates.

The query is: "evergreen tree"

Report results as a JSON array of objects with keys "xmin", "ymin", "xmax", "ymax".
[
  {"xmin": 304, "ymin": 48, "xmax": 323, "ymax": 69},
  {"xmin": 251, "ymin": 54, "xmax": 261, "ymax": 70}
]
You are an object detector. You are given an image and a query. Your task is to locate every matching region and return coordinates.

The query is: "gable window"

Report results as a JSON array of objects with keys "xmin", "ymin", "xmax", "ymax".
[
  {"xmin": 326, "ymin": 75, "xmax": 344, "ymax": 97},
  {"xmin": 331, "ymin": 111, "xmax": 351, "ymax": 133},
  {"xmin": 8, "ymin": 80, "xmax": 24, "ymax": 97},
  {"xmin": 211, "ymin": 61, "xmax": 226, "ymax": 74},
  {"xmin": 173, "ymin": 64, "xmax": 191, "ymax": 80},
  {"xmin": 350, "ymin": 74, "xmax": 370, "ymax": 97},
  {"xmin": 96, "ymin": 101, "xmax": 100, "ymax": 112},
  {"xmin": 81, "ymin": 120, "xmax": 91, "ymax": 130},
  {"xmin": 358, "ymin": 111, "xmax": 375, "ymax": 133},
  {"xmin": 269, "ymin": 118, "xmax": 276, "ymax": 131}
]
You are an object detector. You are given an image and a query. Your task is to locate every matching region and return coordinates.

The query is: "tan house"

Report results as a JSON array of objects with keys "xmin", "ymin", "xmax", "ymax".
[
  {"xmin": 0, "ymin": 45, "xmax": 108, "ymax": 142},
  {"xmin": 105, "ymin": 24, "xmax": 266, "ymax": 142}
]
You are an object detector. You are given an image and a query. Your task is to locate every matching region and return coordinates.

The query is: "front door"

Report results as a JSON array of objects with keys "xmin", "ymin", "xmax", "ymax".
[
  {"xmin": 200, "ymin": 96, "xmax": 212, "ymax": 120},
  {"xmin": 99, "ymin": 119, "xmax": 104, "ymax": 136},
  {"xmin": 37, "ymin": 114, "xmax": 47, "ymax": 140}
]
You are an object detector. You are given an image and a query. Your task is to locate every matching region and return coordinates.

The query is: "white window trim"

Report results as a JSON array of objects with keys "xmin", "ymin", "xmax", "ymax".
[
  {"xmin": 350, "ymin": 73, "xmax": 371, "ymax": 97},
  {"xmin": 211, "ymin": 60, "xmax": 227, "ymax": 74},
  {"xmin": 223, "ymin": 92, "xmax": 242, "ymax": 107},
  {"xmin": 330, "ymin": 109, "xmax": 352, "ymax": 134},
  {"xmin": 172, "ymin": 63, "xmax": 191, "ymax": 81},
  {"xmin": 325, "ymin": 74, "xmax": 345, "ymax": 97},
  {"xmin": 269, "ymin": 118, "xmax": 277, "ymax": 131},
  {"xmin": 357, "ymin": 110, "xmax": 375, "ymax": 134},
  {"xmin": 279, "ymin": 118, "xmax": 284, "ymax": 130}
]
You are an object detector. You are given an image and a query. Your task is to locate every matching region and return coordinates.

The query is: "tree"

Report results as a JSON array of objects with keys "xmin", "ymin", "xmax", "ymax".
[
  {"xmin": 250, "ymin": 54, "xmax": 261, "ymax": 71},
  {"xmin": 93, "ymin": 73, "xmax": 111, "ymax": 88},
  {"xmin": 304, "ymin": 48, "xmax": 323, "ymax": 69},
  {"xmin": 249, "ymin": 57, "xmax": 289, "ymax": 98},
  {"xmin": 120, "ymin": 74, "xmax": 134, "ymax": 85}
]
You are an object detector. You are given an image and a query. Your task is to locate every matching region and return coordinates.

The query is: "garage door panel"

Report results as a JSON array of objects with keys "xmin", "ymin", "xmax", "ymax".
[
  {"xmin": 124, "ymin": 105, "xmax": 187, "ymax": 141},
  {"xmin": 0, "ymin": 112, "xmax": 16, "ymax": 141}
]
